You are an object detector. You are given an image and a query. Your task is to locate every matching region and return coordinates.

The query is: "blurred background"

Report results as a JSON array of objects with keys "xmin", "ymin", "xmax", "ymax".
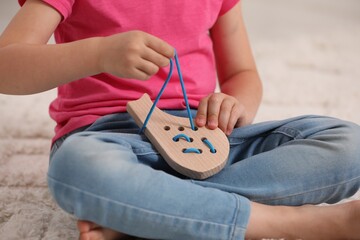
[
  {"xmin": 0, "ymin": 0, "xmax": 359, "ymax": 239},
  {"xmin": 242, "ymin": 0, "xmax": 360, "ymax": 123}
]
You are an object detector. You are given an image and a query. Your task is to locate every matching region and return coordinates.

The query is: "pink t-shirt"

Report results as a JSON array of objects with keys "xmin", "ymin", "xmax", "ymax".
[{"xmin": 19, "ymin": 0, "xmax": 239, "ymax": 143}]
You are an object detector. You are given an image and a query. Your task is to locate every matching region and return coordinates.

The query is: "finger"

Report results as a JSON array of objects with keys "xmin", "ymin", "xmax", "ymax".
[
  {"xmin": 195, "ymin": 96, "xmax": 209, "ymax": 127},
  {"xmin": 144, "ymin": 34, "xmax": 175, "ymax": 59},
  {"xmin": 228, "ymin": 102, "xmax": 247, "ymax": 133},
  {"xmin": 142, "ymin": 47, "xmax": 171, "ymax": 68},
  {"xmin": 206, "ymin": 94, "xmax": 223, "ymax": 129},
  {"xmin": 133, "ymin": 67, "xmax": 153, "ymax": 80},
  {"xmin": 218, "ymin": 99, "xmax": 233, "ymax": 133},
  {"xmin": 226, "ymin": 105, "xmax": 242, "ymax": 135},
  {"xmin": 135, "ymin": 59, "xmax": 160, "ymax": 80}
]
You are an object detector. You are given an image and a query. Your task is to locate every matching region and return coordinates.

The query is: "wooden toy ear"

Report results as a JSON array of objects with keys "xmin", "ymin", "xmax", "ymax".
[{"xmin": 127, "ymin": 93, "xmax": 230, "ymax": 179}]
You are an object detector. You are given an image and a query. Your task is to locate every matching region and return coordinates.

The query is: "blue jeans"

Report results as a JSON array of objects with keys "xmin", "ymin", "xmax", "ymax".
[{"xmin": 48, "ymin": 111, "xmax": 360, "ymax": 240}]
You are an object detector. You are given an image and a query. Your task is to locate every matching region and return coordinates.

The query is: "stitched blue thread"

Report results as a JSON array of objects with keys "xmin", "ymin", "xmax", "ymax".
[
  {"xmin": 137, "ymin": 50, "xmax": 219, "ymax": 157},
  {"xmin": 183, "ymin": 148, "xmax": 202, "ymax": 154},
  {"xmin": 173, "ymin": 133, "xmax": 192, "ymax": 142},
  {"xmin": 174, "ymin": 52, "xmax": 195, "ymax": 131},
  {"xmin": 202, "ymin": 138, "xmax": 216, "ymax": 153},
  {"xmin": 139, "ymin": 49, "xmax": 195, "ymax": 133},
  {"xmin": 139, "ymin": 59, "xmax": 174, "ymax": 134}
]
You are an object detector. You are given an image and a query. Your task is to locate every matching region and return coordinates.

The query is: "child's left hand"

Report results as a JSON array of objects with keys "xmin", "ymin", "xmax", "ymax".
[{"xmin": 195, "ymin": 93, "xmax": 247, "ymax": 136}]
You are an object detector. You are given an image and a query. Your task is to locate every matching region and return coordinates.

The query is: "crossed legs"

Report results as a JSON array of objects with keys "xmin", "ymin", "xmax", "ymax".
[{"xmin": 48, "ymin": 115, "xmax": 360, "ymax": 240}]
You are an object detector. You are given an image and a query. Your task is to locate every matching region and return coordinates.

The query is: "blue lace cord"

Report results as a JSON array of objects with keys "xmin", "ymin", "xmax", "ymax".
[
  {"xmin": 174, "ymin": 52, "xmax": 195, "ymax": 130},
  {"xmin": 173, "ymin": 134, "xmax": 217, "ymax": 155},
  {"xmin": 173, "ymin": 133, "xmax": 192, "ymax": 142},
  {"xmin": 183, "ymin": 148, "xmax": 202, "ymax": 154},
  {"xmin": 139, "ymin": 50, "xmax": 195, "ymax": 133},
  {"xmin": 202, "ymin": 138, "xmax": 216, "ymax": 153}
]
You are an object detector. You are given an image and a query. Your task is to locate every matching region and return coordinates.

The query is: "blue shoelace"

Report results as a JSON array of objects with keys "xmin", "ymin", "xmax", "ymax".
[{"xmin": 139, "ymin": 49, "xmax": 195, "ymax": 133}]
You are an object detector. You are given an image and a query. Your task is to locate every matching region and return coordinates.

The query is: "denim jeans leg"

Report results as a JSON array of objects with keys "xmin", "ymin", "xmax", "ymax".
[
  {"xmin": 47, "ymin": 113, "xmax": 360, "ymax": 239},
  {"xmin": 48, "ymin": 129, "xmax": 251, "ymax": 240},
  {"xmin": 193, "ymin": 115, "xmax": 360, "ymax": 206}
]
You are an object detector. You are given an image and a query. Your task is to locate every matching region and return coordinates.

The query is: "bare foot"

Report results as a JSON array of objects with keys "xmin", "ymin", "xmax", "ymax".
[
  {"xmin": 246, "ymin": 200, "xmax": 360, "ymax": 239},
  {"xmin": 77, "ymin": 220, "xmax": 135, "ymax": 240}
]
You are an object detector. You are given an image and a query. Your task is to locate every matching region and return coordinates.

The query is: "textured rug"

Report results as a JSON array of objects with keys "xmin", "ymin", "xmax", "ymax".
[{"xmin": 1, "ymin": 0, "xmax": 359, "ymax": 239}]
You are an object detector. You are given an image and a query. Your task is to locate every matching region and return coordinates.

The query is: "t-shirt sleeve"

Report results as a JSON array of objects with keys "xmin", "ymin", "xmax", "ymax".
[
  {"xmin": 18, "ymin": 0, "xmax": 75, "ymax": 20},
  {"xmin": 219, "ymin": 0, "xmax": 240, "ymax": 16}
]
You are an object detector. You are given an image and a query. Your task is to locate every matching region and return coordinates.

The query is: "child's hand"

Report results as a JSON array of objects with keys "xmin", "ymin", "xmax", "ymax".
[
  {"xmin": 97, "ymin": 30, "xmax": 174, "ymax": 80},
  {"xmin": 195, "ymin": 93, "xmax": 247, "ymax": 135}
]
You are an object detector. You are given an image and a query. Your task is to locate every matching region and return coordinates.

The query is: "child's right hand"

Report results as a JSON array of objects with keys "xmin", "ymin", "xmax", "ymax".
[{"xmin": 97, "ymin": 30, "xmax": 174, "ymax": 80}]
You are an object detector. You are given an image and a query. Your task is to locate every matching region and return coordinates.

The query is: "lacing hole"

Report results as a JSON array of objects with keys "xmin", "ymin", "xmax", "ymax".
[
  {"xmin": 178, "ymin": 126, "xmax": 185, "ymax": 131},
  {"xmin": 164, "ymin": 126, "xmax": 170, "ymax": 131}
]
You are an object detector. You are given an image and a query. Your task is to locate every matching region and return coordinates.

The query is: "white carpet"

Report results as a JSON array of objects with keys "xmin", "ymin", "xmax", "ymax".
[{"xmin": 0, "ymin": 0, "xmax": 359, "ymax": 239}]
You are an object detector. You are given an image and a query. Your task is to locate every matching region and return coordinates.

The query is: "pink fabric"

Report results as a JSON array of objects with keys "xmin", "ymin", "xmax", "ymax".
[
  {"xmin": 19, "ymin": 0, "xmax": 240, "ymax": 143},
  {"xmin": 19, "ymin": 0, "xmax": 74, "ymax": 20}
]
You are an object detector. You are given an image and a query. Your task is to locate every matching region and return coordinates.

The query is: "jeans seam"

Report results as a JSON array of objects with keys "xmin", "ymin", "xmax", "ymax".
[
  {"xmin": 134, "ymin": 151, "xmax": 160, "ymax": 156},
  {"xmin": 132, "ymin": 147, "xmax": 159, "ymax": 155},
  {"xmin": 271, "ymin": 126, "xmax": 304, "ymax": 139},
  {"xmin": 229, "ymin": 126, "xmax": 303, "ymax": 147},
  {"xmin": 230, "ymin": 194, "xmax": 240, "ymax": 240},
  {"xmin": 253, "ymin": 175, "xmax": 360, "ymax": 202},
  {"xmin": 48, "ymin": 174, "xmax": 232, "ymax": 229}
]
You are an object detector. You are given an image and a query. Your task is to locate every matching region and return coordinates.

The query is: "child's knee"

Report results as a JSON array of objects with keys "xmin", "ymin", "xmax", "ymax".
[{"xmin": 48, "ymin": 132, "xmax": 141, "ymax": 187}]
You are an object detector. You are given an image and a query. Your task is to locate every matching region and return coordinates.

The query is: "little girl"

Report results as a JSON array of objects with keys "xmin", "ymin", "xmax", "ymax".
[{"xmin": 1, "ymin": 0, "xmax": 359, "ymax": 239}]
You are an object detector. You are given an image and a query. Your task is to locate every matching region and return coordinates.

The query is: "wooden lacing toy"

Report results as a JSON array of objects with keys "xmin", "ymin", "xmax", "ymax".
[{"xmin": 127, "ymin": 50, "xmax": 229, "ymax": 179}]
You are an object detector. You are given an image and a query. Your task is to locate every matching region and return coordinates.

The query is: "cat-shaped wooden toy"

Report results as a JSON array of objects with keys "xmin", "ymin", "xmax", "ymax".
[{"xmin": 127, "ymin": 93, "xmax": 230, "ymax": 179}]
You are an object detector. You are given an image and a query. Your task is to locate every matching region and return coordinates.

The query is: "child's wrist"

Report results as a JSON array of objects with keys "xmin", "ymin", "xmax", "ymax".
[{"xmin": 89, "ymin": 37, "xmax": 106, "ymax": 74}]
